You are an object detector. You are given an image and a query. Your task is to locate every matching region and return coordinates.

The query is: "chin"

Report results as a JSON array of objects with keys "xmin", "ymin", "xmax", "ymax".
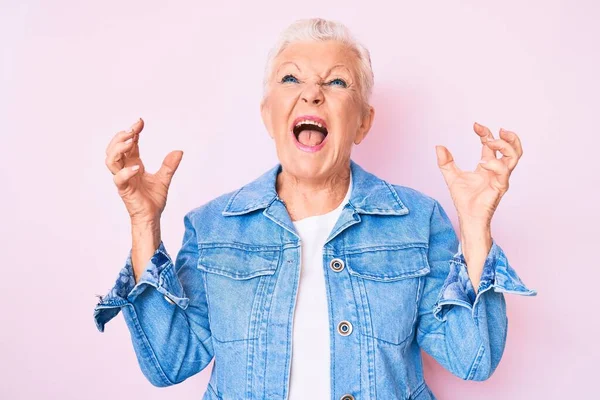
[{"xmin": 281, "ymin": 156, "xmax": 330, "ymax": 180}]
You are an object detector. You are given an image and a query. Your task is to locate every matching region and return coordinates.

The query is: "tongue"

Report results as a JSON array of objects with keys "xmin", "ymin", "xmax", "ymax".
[{"xmin": 297, "ymin": 130, "xmax": 326, "ymax": 146}]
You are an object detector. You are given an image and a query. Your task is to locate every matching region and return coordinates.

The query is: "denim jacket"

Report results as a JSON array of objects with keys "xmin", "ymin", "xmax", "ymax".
[{"xmin": 93, "ymin": 159, "xmax": 537, "ymax": 400}]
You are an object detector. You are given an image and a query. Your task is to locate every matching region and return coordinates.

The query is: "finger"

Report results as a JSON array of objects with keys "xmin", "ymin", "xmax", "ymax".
[
  {"xmin": 499, "ymin": 128, "xmax": 523, "ymax": 158},
  {"xmin": 473, "ymin": 122, "xmax": 497, "ymax": 161},
  {"xmin": 113, "ymin": 164, "xmax": 141, "ymax": 191},
  {"xmin": 156, "ymin": 150, "xmax": 184, "ymax": 187},
  {"xmin": 435, "ymin": 145, "xmax": 461, "ymax": 187},
  {"xmin": 105, "ymin": 139, "xmax": 136, "ymax": 174},
  {"xmin": 127, "ymin": 135, "xmax": 141, "ymax": 160},
  {"xmin": 484, "ymin": 137, "xmax": 519, "ymax": 171},
  {"xmin": 105, "ymin": 129, "xmax": 136, "ymax": 155},
  {"xmin": 105, "ymin": 118, "xmax": 144, "ymax": 155},
  {"xmin": 478, "ymin": 158, "xmax": 510, "ymax": 191}
]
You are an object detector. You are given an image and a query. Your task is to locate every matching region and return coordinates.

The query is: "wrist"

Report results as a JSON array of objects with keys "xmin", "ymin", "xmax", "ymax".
[
  {"xmin": 131, "ymin": 219, "xmax": 161, "ymax": 253},
  {"xmin": 458, "ymin": 222, "xmax": 492, "ymax": 267}
]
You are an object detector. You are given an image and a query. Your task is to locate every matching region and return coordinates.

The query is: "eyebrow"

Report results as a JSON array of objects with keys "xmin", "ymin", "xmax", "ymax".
[
  {"xmin": 327, "ymin": 64, "xmax": 353, "ymax": 76},
  {"xmin": 274, "ymin": 62, "xmax": 353, "ymax": 79},
  {"xmin": 275, "ymin": 61, "xmax": 301, "ymax": 76}
]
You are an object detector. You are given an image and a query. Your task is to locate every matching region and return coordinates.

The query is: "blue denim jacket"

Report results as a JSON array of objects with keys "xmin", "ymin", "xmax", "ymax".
[{"xmin": 94, "ymin": 159, "xmax": 537, "ymax": 400}]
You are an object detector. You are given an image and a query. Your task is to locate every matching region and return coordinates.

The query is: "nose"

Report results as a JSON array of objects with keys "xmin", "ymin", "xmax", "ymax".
[{"xmin": 301, "ymin": 83, "xmax": 324, "ymax": 105}]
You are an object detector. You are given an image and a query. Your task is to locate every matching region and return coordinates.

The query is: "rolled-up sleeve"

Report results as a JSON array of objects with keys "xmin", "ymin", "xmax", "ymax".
[
  {"xmin": 93, "ymin": 241, "xmax": 190, "ymax": 332},
  {"xmin": 92, "ymin": 212, "xmax": 213, "ymax": 387},
  {"xmin": 416, "ymin": 199, "xmax": 537, "ymax": 381},
  {"xmin": 432, "ymin": 237, "xmax": 537, "ymax": 322}
]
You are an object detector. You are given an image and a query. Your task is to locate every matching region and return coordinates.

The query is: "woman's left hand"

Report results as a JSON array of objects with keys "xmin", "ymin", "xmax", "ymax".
[{"xmin": 435, "ymin": 122, "xmax": 524, "ymax": 228}]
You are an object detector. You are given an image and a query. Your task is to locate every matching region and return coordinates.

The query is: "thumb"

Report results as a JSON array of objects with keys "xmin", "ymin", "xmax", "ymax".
[
  {"xmin": 435, "ymin": 145, "xmax": 460, "ymax": 186},
  {"xmin": 156, "ymin": 150, "xmax": 184, "ymax": 187}
]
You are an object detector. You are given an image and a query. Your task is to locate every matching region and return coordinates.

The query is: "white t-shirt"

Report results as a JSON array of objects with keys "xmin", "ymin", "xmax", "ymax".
[{"xmin": 288, "ymin": 175, "xmax": 353, "ymax": 399}]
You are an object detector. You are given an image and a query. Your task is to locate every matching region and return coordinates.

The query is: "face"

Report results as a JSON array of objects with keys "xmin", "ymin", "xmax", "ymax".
[{"xmin": 260, "ymin": 40, "xmax": 375, "ymax": 181}]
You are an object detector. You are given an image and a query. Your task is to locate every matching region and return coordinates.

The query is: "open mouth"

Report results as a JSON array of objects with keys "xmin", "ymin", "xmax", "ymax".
[{"xmin": 292, "ymin": 116, "xmax": 328, "ymax": 147}]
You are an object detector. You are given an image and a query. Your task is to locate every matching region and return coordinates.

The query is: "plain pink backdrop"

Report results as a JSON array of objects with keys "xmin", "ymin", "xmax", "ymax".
[{"xmin": 1, "ymin": 1, "xmax": 598, "ymax": 399}]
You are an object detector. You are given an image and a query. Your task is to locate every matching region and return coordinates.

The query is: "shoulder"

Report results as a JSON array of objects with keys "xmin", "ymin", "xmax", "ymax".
[
  {"xmin": 387, "ymin": 183, "xmax": 454, "ymax": 230},
  {"xmin": 183, "ymin": 188, "xmax": 239, "ymax": 222},
  {"xmin": 388, "ymin": 182, "xmax": 439, "ymax": 212}
]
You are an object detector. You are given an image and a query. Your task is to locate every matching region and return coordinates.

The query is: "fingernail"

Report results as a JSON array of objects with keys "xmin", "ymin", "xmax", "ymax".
[
  {"xmin": 125, "ymin": 138, "xmax": 133, "ymax": 144},
  {"xmin": 500, "ymin": 128, "xmax": 511, "ymax": 137},
  {"xmin": 128, "ymin": 119, "xmax": 140, "ymax": 133},
  {"xmin": 131, "ymin": 165, "xmax": 140, "ymax": 171}
]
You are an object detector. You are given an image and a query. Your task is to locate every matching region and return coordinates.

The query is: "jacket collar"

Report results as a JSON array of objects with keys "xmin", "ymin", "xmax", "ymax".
[{"xmin": 222, "ymin": 159, "xmax": 408, "ymax": 216}]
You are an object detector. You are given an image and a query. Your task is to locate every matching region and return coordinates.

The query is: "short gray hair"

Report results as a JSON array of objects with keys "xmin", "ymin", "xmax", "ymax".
[{"xmin": 262, "ymin": 18, "xmax": 374, "ymax": 108}]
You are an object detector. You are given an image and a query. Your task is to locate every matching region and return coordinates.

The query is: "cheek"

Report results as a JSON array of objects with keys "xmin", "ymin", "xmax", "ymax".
[
  {"xmin": 327, "ymin": 92, "xmax": 363, "ymax": 134},
  {"xmin": 269, "ymin": 90, "xmax": 300, "ymax": 129},
  {"xmin": 328, "ymin": 90, "xmax": 361, "ymax": 113}
]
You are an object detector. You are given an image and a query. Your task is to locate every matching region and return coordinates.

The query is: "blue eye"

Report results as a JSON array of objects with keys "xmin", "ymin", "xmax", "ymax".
[
  {"xmin": 328, "ymin": 78, "xmax": 347, "ymax": 87},
  {"xmin": 281, "ymin": 74, "xmax": 299, "ymax": 83}
]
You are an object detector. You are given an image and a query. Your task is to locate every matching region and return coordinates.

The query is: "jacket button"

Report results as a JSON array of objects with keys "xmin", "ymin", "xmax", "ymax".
[
  {"xmin": 329, "ymin": 258, "xmax": 345, "ymax": 272},
  {"xmin": 340, "ymin": 394, "xmax": 355, "ymax": 400},
  {"xmin": 337, "ymin": 320, "xmax": 353, "ymax": 336},
  {"xmin": 163, "ymin": 295, "xmax": 176, "ymax": 305}
]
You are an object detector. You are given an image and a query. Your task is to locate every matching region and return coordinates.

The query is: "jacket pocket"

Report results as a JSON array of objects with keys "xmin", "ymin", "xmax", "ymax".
[
  {"xmin": 197, "ymin": 243, "xmax": 281, "ymax": 342},
  {"xmin": 345, "ymin": 245, "xmax": 430, "ymax": 345}
]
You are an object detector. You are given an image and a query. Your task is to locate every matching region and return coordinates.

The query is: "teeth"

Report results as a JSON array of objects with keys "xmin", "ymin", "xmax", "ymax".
[{"xmin": 295, "ymin": 119, "xmax": 325, "ymax": 129}]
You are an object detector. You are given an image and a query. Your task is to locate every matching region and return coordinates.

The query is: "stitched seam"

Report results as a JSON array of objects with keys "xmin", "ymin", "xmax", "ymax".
[
  {"xmin": 327, "ymin": 254, "xmax": 337, "ymax": 400},
  {"xmin": 125, "ymin": 303, "xmax": 174, "ymax": 386},
  {"xmin": 211, "ymin": 335, "xmax": 257, "ymax": 344},
  {"xmin": 410, "ymin": 381, "xmax": 427, "ymax": 399},
  {"xmin": 223, "ymin": 186, "xmax": 244, "ymax": 213},
  {"xmin": 359, "ymin": 332, "xmax": 413, "ymax": 347},
  {"xmin": 207, "ymin": 382, "xmax": 222, "ymax": 399},
  {"xmin": 384, "ymin": 180, "xmax": 407, "ymax": 209},
  {"xmin": 344, "ymin": 263, "xmax": 362, "ymax": 398},
  {"xmin": 196, "ymin": 265, "xmax": 277, "ymax": 280},
  {"xmin": 357, "ymin": 277, "xmax": 376, "ymax": 399},
  {"xmin": 282, "ymin": 248, "xmax": 301, "ymax": 399},
  {"xmin": 347, "ymin": 268, "xmax": 430, "ymax": 282},
  {"xmin": 246, "ymin": 274, "xmax": 265, "ymax": 399},
  {"xmin": 466, "ymin": 343, "xmax": 486, "ymax": 380},
  {"xmin": 343, "ymin": 243, "xmax": 429, "ymax": 254},
  {"xmin": 198, "ymin": 242, "xmax": 282, "ymax": 251},
  {"xmin": 261, "ymin": 263, "xmax": 278, "ymax": 400}
]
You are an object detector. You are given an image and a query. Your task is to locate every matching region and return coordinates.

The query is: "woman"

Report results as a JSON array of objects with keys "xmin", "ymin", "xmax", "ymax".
[{"xmin": 94, "ymin": 18, "xmax": 536, "ymax": 400}]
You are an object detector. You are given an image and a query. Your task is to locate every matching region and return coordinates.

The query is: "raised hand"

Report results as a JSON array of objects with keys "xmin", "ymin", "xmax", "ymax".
[
  {"xmin": 435, "ymin": 122, "xmax": 524, "ymax": 227},
  {"xmin": 104, "ymin": 118, "xmax": 184, "ymax": 225}
]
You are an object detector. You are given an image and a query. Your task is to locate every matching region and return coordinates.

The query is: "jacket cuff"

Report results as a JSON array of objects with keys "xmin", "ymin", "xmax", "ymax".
[
  {"xmin": 93, "ymin": 241, "xmax": 190, "ymax": 332},
  {"xmin": 432, "ymin": 239, "xmax": 537, "ymax": 322}
]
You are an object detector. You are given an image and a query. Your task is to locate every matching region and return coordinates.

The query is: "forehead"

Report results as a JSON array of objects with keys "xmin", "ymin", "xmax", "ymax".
[{"xmin": 273, "ymin": 40, "xmax": 359, "ymax": 76}]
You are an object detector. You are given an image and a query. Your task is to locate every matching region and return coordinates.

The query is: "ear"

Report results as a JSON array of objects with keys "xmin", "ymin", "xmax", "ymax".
[
  {"xmin": 260, "ymin": 96, "xmax": 274, "ymax": 139},
  {"xmin": 354, "ymin": 105, "xmax": 375, "ymax": 145}
]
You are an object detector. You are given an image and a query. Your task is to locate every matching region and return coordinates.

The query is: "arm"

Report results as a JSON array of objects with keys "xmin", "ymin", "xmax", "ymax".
[
  {"xmin": 416, "ymin": 200, "xmax": 537, "ymax": 381},
  {"xmin": 130, "ymin": 219, "xmax": 162, "ymax": 284},
  {"xmin": 93, "ymin": 212, "xmax": 213, "ymax": 387}
]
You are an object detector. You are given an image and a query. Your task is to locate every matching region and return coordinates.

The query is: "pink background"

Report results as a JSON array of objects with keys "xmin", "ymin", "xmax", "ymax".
[{"xmin": 1, "ymin": 1, "xmax": 598, "ymax": 398}]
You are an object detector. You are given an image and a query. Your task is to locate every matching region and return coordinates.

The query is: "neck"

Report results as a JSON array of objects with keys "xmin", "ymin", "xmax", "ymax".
[{"xmin": 276, "ymin": 165, "xmax": 351, "ymax": 222}]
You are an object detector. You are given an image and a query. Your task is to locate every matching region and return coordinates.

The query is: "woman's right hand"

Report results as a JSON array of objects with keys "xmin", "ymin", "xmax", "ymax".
[{"xmin": 105, "ymin": 118, "xmax": 184, "ymax": 225}]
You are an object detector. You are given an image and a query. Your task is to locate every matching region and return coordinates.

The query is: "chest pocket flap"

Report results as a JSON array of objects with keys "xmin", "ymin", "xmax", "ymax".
[
  {"xmin": 345, "ymin": 245, "xmax": 430, "ymax": 281},
  {"xmin": 197, "ymin": 244, "xmax": 280, "ymax": 279}
]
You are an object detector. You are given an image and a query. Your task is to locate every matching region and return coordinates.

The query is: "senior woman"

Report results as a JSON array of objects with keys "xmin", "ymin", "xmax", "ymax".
[{"xmin": 94, "ymin": 18, "xmax": 536, "ymax": 400}]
